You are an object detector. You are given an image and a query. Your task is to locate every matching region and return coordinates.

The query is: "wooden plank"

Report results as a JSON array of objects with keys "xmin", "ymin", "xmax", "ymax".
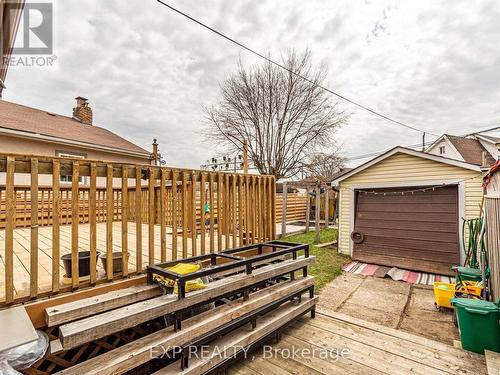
[
  {"xmin": 182, "ymin": 172, "xmax": 188, "ymax": 258},
  {"xmin": 52, "ymin": 160, "xmax": 61, "ymax": 292},
  {"xmin": 281, "ymin": 181, "xmax": 287, "ymax": 237},
  {"xmin": 5, "ymin": 156, "xmax": 15, "ymax": 303},
  {"xmin": 191, "ymin": 171, "xmax": 197, "ymax": 256},
  {"xmin": 209, "ymin": 173, "xmax": 215, "ymax": 253},
  {"xmin": 121, "ymin": 166, "xmax": 128, "ymax": 276},
  {"xmin": 232, "ymin": 175, "xmax": 237, "ymax": 246},
  {"xmin": 238, "ymin": 175, "xmax": 244, "ymax": 244},
  {"xmin": 71, "ymin": 161, "xmax": 79, "ymax": 289},
  {"xmin": 305, "ymin": 189, "xmax": 310, "ymax": 232},
  {"xmin": 45, "ymin": 284, "xmax": 162, "ymax": 327},
  {"xmin": 148, "ymin": 167, "xmax": 155, "ymax": 265},
  {"xmin": 217, "ymin": 173, "xmax": 222, "ymax": 251},
  {"xmin": 58, "ymin": 257, "xmax": 315, "ymax": 350},
  {"xmin": 30, "ymin": 158, "xmax": 39, "ymax": 298},
  {"xmin": 156, "ymin": 297, "xmax": 318, "ymax": 375},
  {"xmin": 89, "ymin": 163, "xmax": 97, "ymax": 284},
  {"xmin": 325, "ymin": 188, "xmax": 329, "ymax": 228},
  {"xmin": 200, "ymin": 173, "xmax": 206, "ymax": 255},
  {"xmin": 58, "ymin": 277, "xmax": 314, "ymax": 375},
  {"xmin": 160, "ymin": 168, "xmax": 166, "ymax": 262},
  {"xmin": 306, "ymin": 313, "xmax": 483, "ymax": 374},
  {"xmin": 225, "ymin": 173, "xmax": 230, "ymax": 249},
  {"xmin": 171, "ymin": 171, "xmax": 178, "ymax": 261},
  {"xmin": 271, "ymin": 176, "xmax": 276, "ymax": 239},
  {"xmin": 25, "ymin": 275, "xmax": 147, "ymax": 329},
  {"xmin": 135, "ymin": 167, "xmax": 142, "ymax": 272},
  {"xmin": 106, "ymin": 165, "xmax": 114, "ymax": 280}
]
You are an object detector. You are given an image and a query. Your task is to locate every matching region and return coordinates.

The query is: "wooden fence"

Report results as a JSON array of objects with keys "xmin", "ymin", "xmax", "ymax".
[
  {"xmin": 0, "ymin": 153, "xmax": 276, "ymax": 305},
  {"xmin": 275, "ymin": 193, "xmax": 308, "ymax": 223}
]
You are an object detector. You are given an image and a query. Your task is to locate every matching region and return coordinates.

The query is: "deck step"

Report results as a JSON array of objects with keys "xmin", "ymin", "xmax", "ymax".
[
  {"xmin": 56, "ymin": 277, "xmax": 315, "ymax": 375},
  {"xmin": 45, "ymin": 284, "xmax": 162, "ymax": 327},
  {"xmin": 58, "ymin": 256, "xmax": 315, "ymax": 350},
  {"xmin": 155, "ymin": 296, "xmax": 318, "ymax": 374}
]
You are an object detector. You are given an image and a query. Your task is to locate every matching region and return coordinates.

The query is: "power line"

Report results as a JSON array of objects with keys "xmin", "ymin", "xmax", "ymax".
[{"xmin": 155, "ymin": 0, "xmax": 438, "ymax": 137}]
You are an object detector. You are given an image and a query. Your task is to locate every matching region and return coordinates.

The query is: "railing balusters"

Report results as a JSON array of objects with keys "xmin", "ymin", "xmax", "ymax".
[
  {"xmin": 200, "ymin": 173, "xmax": 206, "ymax": 255},
  {"xmin": 225, "ymin": 173, "xmax": 230, "ymax": 249},
  {"xmin": 160, "ymin": 169, "xmax": 166, "ymax": 262},
  {"xmin": 5, "ymin": 156, "xmax": 15, "ymax": 303},
  {"xmin": 121, "ymin": 166, "xmax": 129, "ymax": 276},
  {"xmin": 191, "ymin": 171, "xmax": 197, "ymax": 256},
  {"xmin": 217, "ymin": 174, "xmax": 222, "ymax": 252},
  {"xmin": 71, "ymin": 161, "xmax": 80, "ymax": 289},
  {"xmin": 30, "ymin": 158, "xmax": 38, "ymax": 298},
  {"xmin": 106, "ymin": 165, "xmax": 114, "ymax": 280},
  {"xmin": 182, "ymin": 172, "xmax": 188, "ymax": 258},
  {"xmin": 89, "ymin": 163, "xmax": 97, "ymax": 285},
  {"xmin": 209, "ymin": 173, "xmax": 215, "ymax": 253},
  {"xmin": 135, "ymin": 167, "xmax": 142, "ymax": 272},
  {"xmin": 171, "ymin": 171, "xmax": 178, "ymax": 261}
]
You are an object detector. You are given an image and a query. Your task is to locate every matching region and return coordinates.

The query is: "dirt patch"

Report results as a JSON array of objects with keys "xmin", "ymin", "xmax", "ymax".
[{"xmin": 318, "ymin": 272, "xmax": 459, "ymax": 345}]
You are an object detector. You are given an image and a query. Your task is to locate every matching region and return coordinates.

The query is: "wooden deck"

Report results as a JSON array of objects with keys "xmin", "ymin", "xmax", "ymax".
[
  {"xmin": 0, "ymin": 222, "xmax": 231, "ymax": 300},
  {"xmin": 230, "ymin": 311, "xmax": 487, "ymax": 375}
]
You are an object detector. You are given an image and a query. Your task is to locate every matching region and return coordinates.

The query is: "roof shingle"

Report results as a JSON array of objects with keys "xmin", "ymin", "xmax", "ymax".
[
  {"xmin": 446, "ymin": 134, "xmax": 495, "ymax": 165},
  {"xmin": 0, "ymin": 100, "xmax": 148, "ymax": 156}
]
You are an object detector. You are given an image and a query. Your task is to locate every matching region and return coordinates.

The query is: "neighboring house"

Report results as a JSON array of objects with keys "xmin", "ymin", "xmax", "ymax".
[
  {"xmin": 0, "ymin": 97, "xmax": 151, "ymax": 185},
  {"xmin": 426, "ymin": 133, "xmax": 499, "ymax": 166},
  {"xmin": 332, "ymin": 146, "xmax": 483, "ymax": 276},
  {"xmin": 1, "ymin": 0, "xmax": 25, "ymax": 98}
]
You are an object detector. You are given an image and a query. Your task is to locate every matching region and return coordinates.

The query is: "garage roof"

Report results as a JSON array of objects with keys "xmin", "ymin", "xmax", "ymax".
[{"xmin": 331, "ymin": 146, "xmax": 482, "ymax": 186}]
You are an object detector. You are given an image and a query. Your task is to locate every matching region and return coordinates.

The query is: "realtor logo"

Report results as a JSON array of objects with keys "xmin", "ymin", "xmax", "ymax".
[{"xmin": 11, "ymin": 2, "xmax": 53, "ymax": 55}]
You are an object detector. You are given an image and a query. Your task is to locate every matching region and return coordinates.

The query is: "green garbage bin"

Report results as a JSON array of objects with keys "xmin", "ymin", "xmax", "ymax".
[
  {"xmin": 451, "ymin": 298, "xmax": 500, "ymax": 354},
  {"xmin": 452, "ymin": 266, "xmax": 483, "ymax": 282}
]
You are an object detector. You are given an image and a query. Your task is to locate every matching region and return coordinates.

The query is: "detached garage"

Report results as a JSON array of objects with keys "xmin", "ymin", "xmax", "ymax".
[{"xmin": 332, "ymin": 147, "xmax": 484, "ymax": 275}]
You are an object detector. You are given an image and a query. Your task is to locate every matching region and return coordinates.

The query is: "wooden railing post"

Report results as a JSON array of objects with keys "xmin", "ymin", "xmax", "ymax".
[
  {"xmin": 71, "ymin": 161, "xmax": 80, "ymax": 289},
  {"xmin": 121, "ymin": 166, "xmax": 129, "ymax": 276},
  {"xmin": 30, "ymin": 158, "xmax": 39, "ymax": 298},
  {"xmin": 5, "ymin": 156, "xmax": 15, "ymax": 303},
  {"xmin": 106, "ymin": 165, "xmax": 114, "ymax": 280},
  {"xmin": 52, "ymin": 160, "xmax": 61, "ymax": 292},
  {"xmin": 135, "ymin": 167, "xmax": 142, "ymax": 272}
]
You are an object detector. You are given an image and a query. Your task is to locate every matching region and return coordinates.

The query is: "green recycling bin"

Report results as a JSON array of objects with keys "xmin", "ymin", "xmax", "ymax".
[
  {"xmin": 451, "ymin": 298, "xmax": 500, "ymax": 354},
  {"xmin": 452, "ymin": 266, "xmax": 483, "ymax": 282}
]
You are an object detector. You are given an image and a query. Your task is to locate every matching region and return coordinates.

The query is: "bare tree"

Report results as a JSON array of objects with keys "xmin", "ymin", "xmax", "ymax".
[
  {"xmin": 205, "ymin": 49, "xmax": 347, "ymax": 180},
  {"xmin": 302, "ymin": 152, "xmax": 345, "ymax": 183}
]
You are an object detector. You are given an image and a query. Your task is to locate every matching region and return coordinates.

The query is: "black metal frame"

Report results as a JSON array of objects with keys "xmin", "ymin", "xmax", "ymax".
[{"xmin": 146, "ymin": 241, "xmax": 309, "ymax": 299}]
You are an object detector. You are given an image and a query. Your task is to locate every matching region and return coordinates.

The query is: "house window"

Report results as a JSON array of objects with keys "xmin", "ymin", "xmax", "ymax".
[
  {"xmin": 439, "ymin": 146, "xmax": 445, "ymax": 155},
  {"xmin": 57, "ymin": 152, "xmax": 85, "ymax": 184}
]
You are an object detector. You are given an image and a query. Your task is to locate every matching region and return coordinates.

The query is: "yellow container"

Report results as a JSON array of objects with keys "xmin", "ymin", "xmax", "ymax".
[
  {"xmin": 434, "ymin": 282, "xmax": 455, "ymax": 309},
  {"xmin": 456, "ymin": 281, "xmax": 483, "ymax": 298}
]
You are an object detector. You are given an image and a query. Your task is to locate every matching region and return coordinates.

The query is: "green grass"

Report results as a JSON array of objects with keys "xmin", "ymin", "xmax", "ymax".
[{"xmin": 282, "ymin": 228, "xmax": 351, "ymax": 291}]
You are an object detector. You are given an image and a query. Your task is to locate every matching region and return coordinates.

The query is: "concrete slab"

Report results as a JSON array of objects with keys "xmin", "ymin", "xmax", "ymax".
[{"xmin": 318, "ymin": 272, "xmax": 459, "ymax": 344}]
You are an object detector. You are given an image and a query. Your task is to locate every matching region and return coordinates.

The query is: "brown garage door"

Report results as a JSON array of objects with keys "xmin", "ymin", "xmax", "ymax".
[{"xmin": 352, "ymin": 185, "xmax": 459, "ymax": 275}]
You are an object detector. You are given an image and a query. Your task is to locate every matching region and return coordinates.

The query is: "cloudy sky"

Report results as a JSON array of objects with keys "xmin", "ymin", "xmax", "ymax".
[{"xmin": 4, "ymin": 0, "xmax": 500, "ymax": 170}]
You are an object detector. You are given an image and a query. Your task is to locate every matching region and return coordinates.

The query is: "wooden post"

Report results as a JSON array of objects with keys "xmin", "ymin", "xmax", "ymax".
[
  {"xmin": 305, "ymin": 189, "xmax": 310, "ymax": 233},
  {"xmin": 325, "ymin": 188, "xmax": 329, "ymax": 229},
  {"xmin": 135, "ymin": 167, "xmax": 142, "ymax": 272},
  {"xmin": 121, "ymin": 166, "xmax": 129, "ymax": 276},
  {"xmin": 89, "ymin": 163, "xmax": 97, "ymax": 284},
  {"xmin": 71, "ymin": 161, "xmax": 80, "ymax": 289},
  {"xmin": 315, "ymin": 186, "xmax": 321, "ymax": 243},
  {"xmin": 171, "ymin": 171, "xmax": 178, "ymax": 261},
  {"xmin": 191, "ymin": 171, "xmax": 197, "ymax": 256},
  {"xmin": 217, "ymin": 174, "xmax": 223, "ymax": 251},
  {"xmin": 182, "ymin": 172, "xmax": 188, "ymax": 258},
  {"xmin": 5, "ymin": 156, "xmax": 15, "ymax": 303},
  {"xmin": 281, "ymin": 181, "xmax": 287, "ymax": 238},
  {"xmin": 209, "ymin": 173, "xmax": 215, "ymax": 253},
  {"xmin": 271, "ymin": 176, "xmax": 276, "ymax": 239},
  {"xmin": 106, "ymin": 165, "xmax": 114, "ymax": 280},
  {"xmin": 30, "ymin": 158, "xmax": 39, "ymax": 298},
  {"xmin": 52, "ymin": 160, "xmax": 61, "ymax": 292},
  {"xmin": 243, "ymin": 139, "xmax": 249, "ymax": 174},
  {"xmin": 200, "ymin": 173, "xmax": 206, "ymax": 255},
  {"xmin": 148, "ymin": 168, "xmax": 155, "ymax": 265}
]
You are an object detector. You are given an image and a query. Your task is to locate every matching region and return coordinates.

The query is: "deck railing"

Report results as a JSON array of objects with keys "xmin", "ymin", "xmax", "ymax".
[{"xmin": 0, "ymin": 153, "xmax": 276, "ymax": 305}]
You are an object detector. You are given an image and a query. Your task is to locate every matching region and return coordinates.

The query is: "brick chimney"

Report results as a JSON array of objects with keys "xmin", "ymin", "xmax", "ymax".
[{"xmin": 73, "ymin": 96, "xmax": 93, "ymax": 125}]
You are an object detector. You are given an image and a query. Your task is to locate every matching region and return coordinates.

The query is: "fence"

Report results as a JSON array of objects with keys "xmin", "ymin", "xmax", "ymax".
[
  {"xmin": 275, "ymin": 193, "xmax": 308, "ymax": 223},
  {"xmin": 0, "ymin": 153, "xmax": 276, "ymax": 305}
]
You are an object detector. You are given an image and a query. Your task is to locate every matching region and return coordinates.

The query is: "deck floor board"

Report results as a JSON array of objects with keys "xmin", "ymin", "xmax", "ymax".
[
  {"xmin": 0, "ymin": 222, "xmax": 231, "ymax": 300},
  {"xmin": 230, "ymin": 311, "xmax": 487, "ymax": 375}
]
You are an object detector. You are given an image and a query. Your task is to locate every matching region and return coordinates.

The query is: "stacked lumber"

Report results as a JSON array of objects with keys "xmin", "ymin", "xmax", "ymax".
[{"xmin": 34, "ymin": 242, "xmax": 316, "ymax": 375}]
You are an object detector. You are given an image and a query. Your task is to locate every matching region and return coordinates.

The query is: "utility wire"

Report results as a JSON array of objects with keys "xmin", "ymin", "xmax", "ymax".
[{"xmin": 155, "ymin": 0, "xmax": 438, "ymax": 137}]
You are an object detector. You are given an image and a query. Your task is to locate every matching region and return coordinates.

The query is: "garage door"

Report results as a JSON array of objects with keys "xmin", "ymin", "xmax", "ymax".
[{"xmin": 352, "ymin": 185, "xmax": 459, "ymax": 275}]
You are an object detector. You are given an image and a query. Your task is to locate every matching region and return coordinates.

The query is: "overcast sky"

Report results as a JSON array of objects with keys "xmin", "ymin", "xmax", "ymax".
[{"xmin": 4, "ymin": 0, "xmax": 500, "ymax": 170}]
